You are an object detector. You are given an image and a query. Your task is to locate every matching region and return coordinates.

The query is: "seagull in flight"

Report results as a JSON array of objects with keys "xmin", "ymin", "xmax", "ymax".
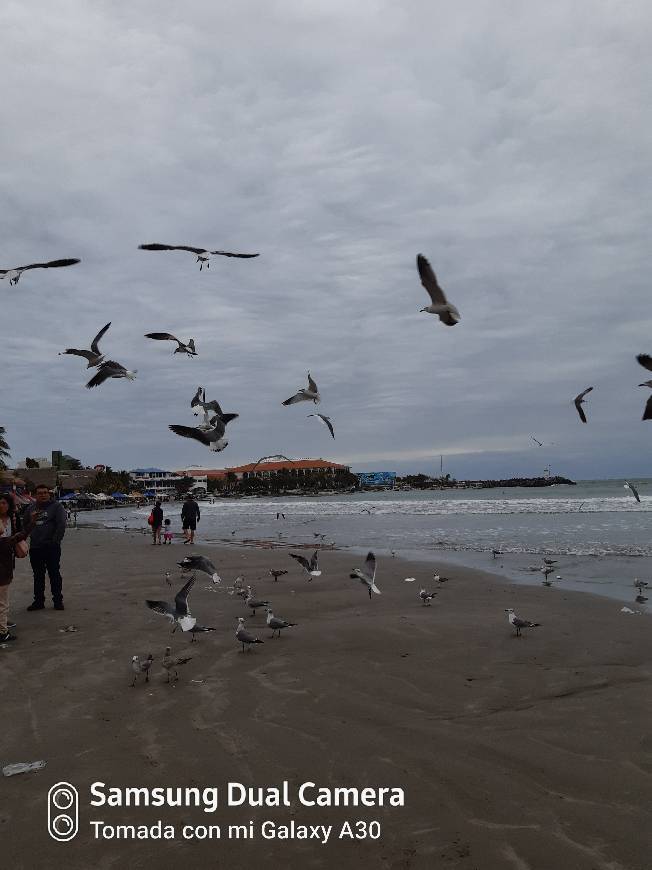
[
  {"xmin": 505, "ymin": 608, "xmax": 540, "ymax": 637},
  {"xmin": 283, "ymin": 372, "xmax": 320, "ymax": 405},
  {"xmin": 624, "ymin": 481, "xmax": 641, "ymax": 503},
  {"xmin": 145, "ymin": 333, "xmax": 197, "ymax": 356},
  {"xmin": 307, "ymin": 413, "xmax": 335, "ymax": 438},
  {"xmin": 85, "ymin": 360, "xmax": 137, "ymax": 388},
  {"xmin": 145, "ymin": 576, "xmax": 197, "ymax": 633},
  {"xmin": 266, "ymin": 607, "xmax": 297, "ymax": 638},
  {"xmin": 59, "ymin": 322, "xmax": 111, "ymax": 368},
  {"xmin": 530, "ymin": 436, "xmax": 543, "ymax": 447},
  {"xmin": 170, "ymin": 410, "xmax": 238, "ymax": 452},
  {"xmin": 236, "ymin": 618, "xmax": 264, "ymax": 652},
  {"xmin": 573, "ymin": 387, "xmax": 593, "ymax": 423},
  {"xmin": 635, "ymin": 355, "xmax": 652, "ymax": 419},
  {"xmin": 177, "ymin": 554, "xmax": 220, "ymax": 582},
  {"xmin": 350, "ymin": 552, "xmax": 381, "ymax": 598},
  {"xmin": 139, "ymin": 243, "xmax": 259, "ymax": 270},
  {"xmin": 416, "ymin": 254, "xmax": 460, "ymax": 326},
  {"xmin": 0, "ymin": 257, "xmax": 80, "ymax": 286},
  {"xmin": 289, "ymin": 550, "xmax": 321, "ymax": 579},
  {"xmin": 130, "ymin": 653, "xmax": 153, "ymax": 687}
]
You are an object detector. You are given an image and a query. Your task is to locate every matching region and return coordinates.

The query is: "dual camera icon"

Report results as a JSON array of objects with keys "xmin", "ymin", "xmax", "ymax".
[{"xmin": 47, "ymin": 782, "xmax": 79, "ymax": 841}]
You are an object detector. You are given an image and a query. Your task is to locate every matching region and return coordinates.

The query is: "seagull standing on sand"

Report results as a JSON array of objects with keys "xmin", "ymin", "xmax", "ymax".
[
  {"xmin": 0, "ymin": 257, "xmax": 80, "ymax": 286},
  {"xmin": 236, "ymin": 617, "xmax": 264, "ymax": 652},
  {"xmin": 266, "ymin": 608, "xmax": 297, "ymax": 638},
  {"xmin": 573, "ymin": 387, "xmax": 593, "ymax": 423},
  {"xmin": 505, "ymin": 608, "xmax": 540, "ymax": 637},
  {"xmin": 177, "ymin": 555, "xmax": 220, "ymax": 582},
  {"xmin": 269, "ymin": 569, "xmax": 288, "ymax": 581},
  {"xmin": 86, "ymin": 360, "xmax": 137, "ymax": 388},
  {"xmin": 416, "ymin": 254, "xmax": 460, "ymax": 326},
  {"xmin": 307, "ymin": 413, "xmax": 335, "ymax": 438},
  {"xmin": 419, "ymin": 589, "xmax": 437, "ymax": 606},
  {"xmin": 246, "ymin": 588, "xmax": 270, "ymax": 615},
  {"xmin": 162, "ymin": 647, "xmax": 193, "ymax": 682},
  {"xmin": 187, "ymin": 624, "xmax": 216, "ymax": 643},
  {"xmin": 350, "ymin": 552, "xmax": 381, "ymax": 598},
  {"xmin": 59, "ymin": 322, "xmax": 111, "ymax": 368},
  {"xmin": 625, "ymin": 481, "xmax": 641, "ymax": 503},
  {"xmin": 289, "ymin": 550, "xmax": 321, "ymax": 579},
  {"xmin": 145, "ymin": 333, "xmax": 197, "ymax": 356},
  {"xmin": 283, "ymin": 373, "xmax": 320, "ymax": 405},
  {"xmin": 139, "ymin": 243, "xmax": 259, "ymax": 270},
  {"xmin": 169, "ymin": 410, "xmax": 238, "ymax": 453},
  {"xmin": 145, "ymin": 577, "xmax": 197, "ymax": 633},
  {"xmin": 130, "ymin": 654, "xmax": 153, "ymax": 687}
]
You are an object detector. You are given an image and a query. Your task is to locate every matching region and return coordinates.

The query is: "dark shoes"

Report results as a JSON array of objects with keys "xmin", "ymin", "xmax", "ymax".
[
  {"xmin": 0, "ymin": 632, "xmax": 17, "ymax": 643},
  {"xmin": 27, "ymin": 602, "xmax": 44, "ymax": 611},
  {"xmin": 53, "ymin": 601, "xmax": 65, "ymax": 611}
]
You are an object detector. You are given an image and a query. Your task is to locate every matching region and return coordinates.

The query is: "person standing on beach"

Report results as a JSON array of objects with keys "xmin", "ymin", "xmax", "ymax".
[
  {"xmin": 23, "ymin": 485, "xmax": 67, "ymax": 611},
  {"xmin": 181, "ymin": 493, "xmax": 200, "ymax": 544},
  {"xmin": 0, "ymin": 493, "xmax": 33, "ymax": 642},
  {"xmin": 151, "ymin": 500, "xmax": 164, "ymax": 545}
]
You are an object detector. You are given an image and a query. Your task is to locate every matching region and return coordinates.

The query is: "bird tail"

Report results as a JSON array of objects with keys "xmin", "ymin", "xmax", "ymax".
[{"xmin": 371, "ymin": 583, "xmax": 381, "ymax": 595}]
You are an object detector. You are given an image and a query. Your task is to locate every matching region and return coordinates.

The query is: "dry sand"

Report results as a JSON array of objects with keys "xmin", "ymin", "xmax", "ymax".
[{"xmin": 2, "ymin": 528, "xmax": 651, "ymax": 870}]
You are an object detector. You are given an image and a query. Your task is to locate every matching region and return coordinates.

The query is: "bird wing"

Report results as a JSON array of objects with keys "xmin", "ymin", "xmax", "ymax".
[
  {"xmin": 363, "ymin": 551, "xmax": 376, "ymax": 582},
  {"xmin": 175, "ymin": 576, "xmax": 195, "ymax": 615},
  {"xmin": 139, "ymin": 243, "xmax": 207, "ymax": 255},
  {"xmin": 237, "ymin": 627, "xmax": 260, "ymax": 643},
  {"xmin": 307, "ymin": 372, "xmax": 318, "ymax": 393},
  {"xmin": 575, "ymin": 386, "xmax": 593, "ymax": 402},
  {"xmin": 636, "ymin": 353, "xmax": 652, "ymax": 373},
  {"xmin": 85, "ymin": 361, "xmax": 125, "ymax": 389},
  {"xmin": 62, "ymin": 348, "xmax": 96, "ymax": 361},
  {"xmin": 90, "ymin": 322, "xmax": 111, "ymax": 354},
  {"xmin": 218, "ymin": 413, "xmax": 238, "ymax": 426},
  {"xmin": 209, "ymin": 249, "xmax": 260, "ymax": 258},
  {"xmin": 320, "ymin": 415, "xmax": 335, "ymax": 438},
  {"xmin": 289, "ymin": 553, "xmax": 310, "ymax": 571},
  {"xmin": 187, "ymin": 338, "xmax": 196, "ymax": 353},
  {"xmin": 203, "ymin": 399, "xmax": 224, "ymax": 416},
  {"xmin": 574, "ymin": 401, "xmax": 587, "ymax": 424},
  {"xmin": 169, "ymin": 425, "xmax": 211, "ymax": 445},
  {"xmin": 643, "ymin": 395, "xmax": 652, "ymax": 421},
  {"xmin": 14, "ymin": 258, "xmax": 81, "ymax": 272},
  {"xmin": 145, "ymin": 332, "xmax": 180, "ymax": 343},
  {"xmin": 145, "ymin": 599, "xmax": 175, "ymax": 617},
  {"xmin": 626, "ymin": 482, "xmax": 641, "ymax": 502},
  {"xmin": 417, "ymin": 254, "xmax": 448, "ymax": 305}
]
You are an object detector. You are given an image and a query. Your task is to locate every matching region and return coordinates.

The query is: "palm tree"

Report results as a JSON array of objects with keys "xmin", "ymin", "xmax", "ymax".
[{"xmin": 0, "ymin": 426, "xmax": 10, "ymax": 471}]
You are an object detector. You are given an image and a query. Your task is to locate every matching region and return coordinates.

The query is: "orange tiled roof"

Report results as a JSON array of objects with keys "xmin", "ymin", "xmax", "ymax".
[{"xmin": 176, "ymin": 459, "xmax": 348, "ymax": 478}]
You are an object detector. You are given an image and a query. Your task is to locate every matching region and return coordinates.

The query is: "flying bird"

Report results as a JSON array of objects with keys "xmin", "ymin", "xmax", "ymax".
[
  {"xmin": 130, "ymin": 653, "xmax": 153, "ymax": 687},
  {"xmin": 505, "ymin": 608, "xmax": 540, "ymax": 637},
  {"xmin": 289, "ymin": 550, "xmax": 321, "ymax": 579},
  {"xmin": 169, "ymin": 411, "xmax": 238, "ymax": 452},
  {"xmin": 162, "ymin": 647, "xmax": 193, "ymax": 682},
  {"xmin": 177, "ymin": 554, "xmax": 220, "ymax": 582},
  {"xmin": 0, "ymin": 257, "xmax": 80, "ymax": 286},
  {"xmin": 573, "ymin": 387, "xmax": 593, "ymax": 423},
  {"xmin": 59, "ymin": 322, "xmax": 111, "ymax": 368},
  {"xmin": 419, "ymin": 589, "xmax": 437, "ymax": 606},
  {"xmin": 145, "ymin": 576, "xmax": 197, "ymax": 633},
  {"xmin": 138, "ymin": 243, "xmax": 259, "ymax": 270},
  {"xmin": 530, "ymin": 436, "xmax": 543, "ymax": 447},
  {"xmin": 269, "ymin": 569, "xmax": 288, "ymax": 581},
  {"xmin": 283, "ymin": 373, "xmax": 320, "ymax": 405},
  {"xmin": 416, "ymin": 254, "xmax": 460, "ymax": 326},
  {"xmin": 624, "ymin": 481, "xmax": 641, "ymax": 503},
  {"xmin": 236, "ymin": 617, "xmax": 264, "ymax": 652},
  {"xmin": 307, "ymin": 413, "xmax": 335, "ymax": 438},
  {"xmin": 350, "ymin": 552, "xmax": 381, "ymax": 598},
  {"xmin": 266, "ymin": 608, "xmax": 297, "ymax": 638},
  {"xmin": 145, "ymin": 333, "xmax": 197, "ymax": 356},
  {"xmin": 85, "ymin": 360, "xmax": 137, "ymax": 389}
]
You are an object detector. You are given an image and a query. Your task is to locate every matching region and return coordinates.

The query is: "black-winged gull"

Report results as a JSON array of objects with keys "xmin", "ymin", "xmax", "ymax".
[
  {"xmin": 145, "ymin": 333, "xmax": 197, "ymax": 356},
  {"xmin": 307, "ymin": 413, "xmax": 335, "ymax": 438},
  {"xmin": 85, "ymin": 359, "xmax": 137, "ymax": 389},
  {"xmin": 350, "ymin": 552, "xmax": 381, "ymax": 598},
  {"xmin": 266, "ymin": 607, "xmax": 297, "ymax": 638},
  {"xmin": 624, "ymin": 481, "xmax": 641, "ymax": 503},
  {"xmin": 283, "ymin": 372, "xmax": 320, "ymax": 405},
  {"xmin": 289, "ymin": 550, "xmax": 321, "ymax": 579},
  {"xmin": 169, "ymin": 410, "xmax": 238, "ymax": 453},
  {"xmin": 236, "ymin": 617, "xmax": 264, "ymax": 652},
  {"xmin": 177, "ymin": 554, "xmax": 220, "ymax": 583},
  {"xmin": 504, "ymin": 608, "xmax": 540, "ymax": 637},
  {"xmin": 139, "ymin": 243, "xmax": 259, "ymax": 270},
  {"xmin": 573, "ymin": 387, "xmax": 593, "ymax": 423},
  {"xmin": 59, "ymin": 322, "xmax": 111, "ymax": 368},
  {"xmin": 145, "ymin": 576, "xmax": 197, "ymax": 633},
  {"xmin": 416, "ymin": 254, "xmax": 460, "ymax": 326},
  {"xmin": 0, "ymin": 257, "xmax": 80, "ymax": 286}
]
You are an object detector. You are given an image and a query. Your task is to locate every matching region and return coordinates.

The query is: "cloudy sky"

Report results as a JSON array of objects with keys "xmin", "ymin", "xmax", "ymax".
[{"xmin": 2, "ymin": 1, "xmax": 651, "ymax": 480}]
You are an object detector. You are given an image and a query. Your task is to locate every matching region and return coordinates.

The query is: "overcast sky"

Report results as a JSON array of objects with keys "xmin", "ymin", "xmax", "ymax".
[{"xmin": 2, "ymin": 1, "xmax": 652, "ymax": 480}]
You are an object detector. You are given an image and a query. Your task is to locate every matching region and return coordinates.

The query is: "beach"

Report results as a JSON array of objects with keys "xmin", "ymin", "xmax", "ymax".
[{"xmin": 2, "ymin": 528, "xmax": 651, "ymax": 869}]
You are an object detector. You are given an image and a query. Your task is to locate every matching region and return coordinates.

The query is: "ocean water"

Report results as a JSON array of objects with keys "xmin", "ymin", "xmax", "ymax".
[{"xmin": 83, "ymin": 479, "xmax": 652, "ymax": 606}]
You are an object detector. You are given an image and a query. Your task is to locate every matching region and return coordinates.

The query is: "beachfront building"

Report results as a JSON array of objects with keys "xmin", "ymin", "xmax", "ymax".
[
  {"xmin": 176, "ymin": 458, "xmax": 352, "ymax": 488},
  {"xmin": 172, "ymin": 470, "xmax": 209, "ymax": 494},
  {"xmin": 129, "ymin": 468, "xmax": 181, "ymax": 497},
  {"xmin": 357, "ymin": 471, "xmax": 397, "ymax": 489}
]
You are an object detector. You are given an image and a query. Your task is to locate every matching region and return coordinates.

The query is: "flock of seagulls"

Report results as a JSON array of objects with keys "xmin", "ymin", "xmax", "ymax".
[{"xmin": 572, "ymin": 355, "xmax": 652, "ymax": 424}]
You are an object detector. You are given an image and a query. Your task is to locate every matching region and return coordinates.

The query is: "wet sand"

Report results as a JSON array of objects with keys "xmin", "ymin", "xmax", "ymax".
[{"xmin": 2, "ymin": 528, "xmax": 651, "ymax": 869}]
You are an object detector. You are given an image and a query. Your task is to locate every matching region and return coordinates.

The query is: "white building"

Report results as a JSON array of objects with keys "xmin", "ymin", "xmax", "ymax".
[{"xmin": 129, "ymin": 468, "xmax": 182, "ymax": 497}]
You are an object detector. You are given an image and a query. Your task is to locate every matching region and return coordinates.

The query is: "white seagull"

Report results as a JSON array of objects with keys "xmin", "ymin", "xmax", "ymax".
[
  {"xmin": 283, "ymin": 372, "xmax": 320, "ymax": 405},
  {"xmin": 266, "ymin": 608, "xmax": 297, "ymax": 638},
  {"xmin": 169, "ymin": 411, "xmax": 238, "ymax": 452},
  {"xmin": 162, "ymin": 647, "xmax": 193, "ymax": 682},
  {"xmin": 139, "ymin": 243, "xmax": 259, "ymax": 270},
  {"xmin": 0, "ymin": 257, "xmax": 80, "ymax": 286},
  {"xmin": 245, "ymin": 589, "xmax": 270, "ymax": 615},
  {"xmin": 416, "ymin": 254, "xmax": 460, "ymax": 326},
  {"xmin": 289, "ymin": 550, "xmax": 321, "ymax": 579},
  {"xmin": 145, "ymin": 576, "xmax": 197, "ymax": 633},
  {"xmin": 145, "ymin": 333, "xmax": 197, "ymax": 356},
  {"xmin": 419, "ymin": 588, "xmax": 437, "ymax": 606},
  {"xmin": 505, "ymin": 608, "xmax": 540, "ymax": 637},
  {"xmin": 85, "ymin": 360, "xmax": 137, "ymax": 389},
  {"xmin": 350, "ymin": 552, "xmax": 381, "ymax": 598},
  {"xmin": 177, "ymin": 554, "xmax": 220, "ymax": 583},
  {"xmin": 307, "ymin": 413, "xmax": 335, "ymax": 438},
  {"xmin": 236, "ymin": 618, "xmax": 264, "ymax": 652},
  {"xmin": 130, "ymin": 653, "xmax": 154, "ymax": 687},
  {"xmin": 59, "ymin": 322, "xmax": 111, "ymax": 368}
]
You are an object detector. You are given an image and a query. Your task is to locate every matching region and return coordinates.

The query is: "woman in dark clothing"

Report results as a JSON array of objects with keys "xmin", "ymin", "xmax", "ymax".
[
  {"xmin": 151, "ymin": 500, "xmax": 164, "ymax": 546},
  {"xmin": 0, "ymin": 493, "xmax": 33, "ymax": 643}
]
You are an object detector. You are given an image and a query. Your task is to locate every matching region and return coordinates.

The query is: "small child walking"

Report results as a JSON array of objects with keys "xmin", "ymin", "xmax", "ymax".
[{"xmin": 163, "ymin": 518, "xmax": 173, "ymax": 545}]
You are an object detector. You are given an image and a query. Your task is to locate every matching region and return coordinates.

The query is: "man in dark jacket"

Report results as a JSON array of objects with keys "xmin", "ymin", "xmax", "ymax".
[
  {"xmin": 151, "ymin": 500, "xmax": 164, "ymax": 545},
  {"xmin": 23, "ymin": 485, "xmax": 68, "ymax": 611},
  {"xmin": 181, "ymin": 494, "xmax": 201, "ymax": 544}
]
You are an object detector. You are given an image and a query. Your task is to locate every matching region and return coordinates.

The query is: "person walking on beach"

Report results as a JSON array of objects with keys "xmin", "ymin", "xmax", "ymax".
[
  {"xmin": 23, "ymin": 485, "xmax": 67, "ymax": 611},
  {"xmin": 163, "ymin": 518, "xmax": 173, "ymax": 544},
  {"xmin": 0, "ymin": 493, "xmax": 33, "ymax": 642},
  {"xmin": 151, "ymin": 500, "xmax": 164, "ymax": 545},
  {"xmin": 181, "ymin": 493, "xmax": 200, "ymax": 544}
]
